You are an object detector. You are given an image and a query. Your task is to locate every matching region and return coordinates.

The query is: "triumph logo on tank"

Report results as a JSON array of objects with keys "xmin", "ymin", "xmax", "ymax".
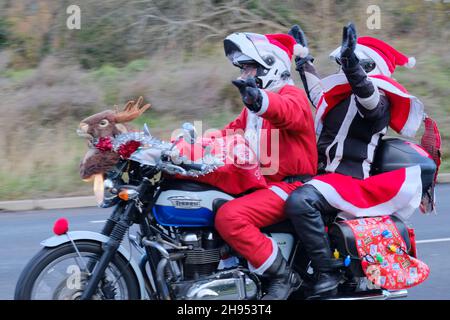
[{"xmin": 168, "ymin": 196, "xmax": 202, "ymax": 209}]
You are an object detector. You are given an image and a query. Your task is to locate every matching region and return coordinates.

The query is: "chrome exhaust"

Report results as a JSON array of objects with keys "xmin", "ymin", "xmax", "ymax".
[
  {"xmin": 384, "ymin": 289, "xmax": 408, "ymax": 299},
  {"xmin": 324, "ymin": 289, "xmax": 408, "ymax": 300}
]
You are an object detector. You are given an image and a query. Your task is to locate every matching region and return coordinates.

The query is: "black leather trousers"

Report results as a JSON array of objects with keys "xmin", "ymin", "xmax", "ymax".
[{"xmin": 285, "ymin": 184, "xmax": 341, "ymax": 271}]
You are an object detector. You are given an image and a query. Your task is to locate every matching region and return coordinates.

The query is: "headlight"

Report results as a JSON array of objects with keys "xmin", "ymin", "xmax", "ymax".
[
  {"xmin": 104, "ymin": 178, "xmax": 115, "ymax": 192},
  {"xmin": 93, "ymin": 174, "xmax": 104, "ymax": 205},
  {"xmin": 93, "ymin": 174, "xmax": 119, "ymax": 208}
]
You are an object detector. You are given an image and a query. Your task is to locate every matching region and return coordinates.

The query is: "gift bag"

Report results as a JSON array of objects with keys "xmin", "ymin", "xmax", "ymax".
[{"xmin": 343, "ymin": 216, "xmax": 429, "ymax": 290}]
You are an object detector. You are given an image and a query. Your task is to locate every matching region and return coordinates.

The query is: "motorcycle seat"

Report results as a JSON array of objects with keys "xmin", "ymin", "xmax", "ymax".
[{"xmin": 261, "ymin": 219, "xmax": 297, "ymax": 234}]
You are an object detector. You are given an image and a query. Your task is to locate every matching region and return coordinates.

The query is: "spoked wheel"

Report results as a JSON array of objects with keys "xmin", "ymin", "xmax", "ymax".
[{"xmin": 14, "ymin": 241, "xmax": 140, "ymax": 300}]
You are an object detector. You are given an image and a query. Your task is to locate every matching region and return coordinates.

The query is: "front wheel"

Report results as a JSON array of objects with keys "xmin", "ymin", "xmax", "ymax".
[{"xmin": 14, "ymin": 241, "xmax": 140, "ymax": 300}]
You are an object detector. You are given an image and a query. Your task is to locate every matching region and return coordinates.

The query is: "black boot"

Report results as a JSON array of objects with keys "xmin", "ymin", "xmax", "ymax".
[
  {"xmin": 261, "ymin": 250, "xmax": 300, "ymax": 300},
  {"xmin": 313, "ymin": 269, "xmax": 341, "ymax": 295},
  {"xmin": 285, "ymin": 185, "xmax": 341, "ymax": 296}
]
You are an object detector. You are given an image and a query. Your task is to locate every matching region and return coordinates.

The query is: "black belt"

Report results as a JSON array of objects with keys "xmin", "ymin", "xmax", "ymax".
[{"xmin": 283, "ymin": 175, "xmax": 313, "ymax": 183}]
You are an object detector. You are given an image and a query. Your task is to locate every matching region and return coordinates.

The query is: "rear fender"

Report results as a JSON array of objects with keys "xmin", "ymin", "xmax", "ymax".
[{"xmin": 41, "ymin": 231, "xmax": 149, "ymax": 299}]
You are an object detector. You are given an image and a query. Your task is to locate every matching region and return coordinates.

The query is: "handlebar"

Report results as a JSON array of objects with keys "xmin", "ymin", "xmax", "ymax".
[
  {"xmin": 160, "ymin": 150, "xmax": 209, "ymax": 174},
  {"xmin": 179, "ymin": 162, "xmax": 207, "ymax": 172}
]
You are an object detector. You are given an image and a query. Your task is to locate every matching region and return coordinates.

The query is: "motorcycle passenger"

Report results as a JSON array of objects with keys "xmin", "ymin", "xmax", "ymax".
[
  {"xmin": 284, "ymin": 23, "xmax": 425, "ymax": 296},
  {"xmin": 213, "ymin": 32, "xmax": 317, "ymax": 299}
]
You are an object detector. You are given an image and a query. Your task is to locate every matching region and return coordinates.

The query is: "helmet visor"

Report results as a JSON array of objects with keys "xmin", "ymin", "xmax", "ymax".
[{"xmin": 223, "ymin": 33, "xmax": 271, "ymax": 69}]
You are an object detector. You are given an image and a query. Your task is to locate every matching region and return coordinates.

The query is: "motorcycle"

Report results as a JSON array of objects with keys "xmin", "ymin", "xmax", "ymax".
[{"xmin": 14, "ymin": 123, "xmax": 436, "ymax": 300}]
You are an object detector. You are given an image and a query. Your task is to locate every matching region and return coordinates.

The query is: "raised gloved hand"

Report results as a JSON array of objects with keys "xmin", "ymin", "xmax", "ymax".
[
  {"xmin": 340, "ymin": 22, "xmax": 359, "ymax": 69},
  {"xmin": 289, "ymin": 24, "xmax": 308, "ymax": 47},
  {"xmin": 288, "ymin": 24, "xmax": 314, "ymax": 70},
  {"xmin": 232, "ymin": 78, "xmax": 262, "ymax": 112}
]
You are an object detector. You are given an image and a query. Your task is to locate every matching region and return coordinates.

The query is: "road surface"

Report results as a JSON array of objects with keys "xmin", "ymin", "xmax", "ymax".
[{"xmin": 1, "ymin": 185, "xmax": 449, "ymax": 300}]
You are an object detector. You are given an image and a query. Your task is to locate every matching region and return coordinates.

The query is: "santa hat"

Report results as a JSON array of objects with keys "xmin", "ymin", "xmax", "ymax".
[
  {"xmin": 357, "ymin": 37, "xmax": 416, "ymax": 74},
  {"xmin": 265, "ymin": 33, "xmax": 309, "ymax": 60},
  {"xmin": 330, "ymin": 36, "xmax": 416, "ymax": 77}
]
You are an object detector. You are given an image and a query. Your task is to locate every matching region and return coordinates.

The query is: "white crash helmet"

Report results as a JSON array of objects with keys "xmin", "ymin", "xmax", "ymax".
[
  {"xmin": 224, "ymin": 32, "xmax": 298, "ymax": 91},
  {"xmin": 329, "ymin": 45, "xmax": 381, "ymax": 76},
  {"xmin": 329, "ymin": 36, "xmax": 416, "ymax": 77}
]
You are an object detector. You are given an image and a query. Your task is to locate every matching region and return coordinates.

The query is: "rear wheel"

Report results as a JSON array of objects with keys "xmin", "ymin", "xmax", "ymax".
[{"xmin": 14, "ymin": 241, "xmax": 140, "ymax": 300}]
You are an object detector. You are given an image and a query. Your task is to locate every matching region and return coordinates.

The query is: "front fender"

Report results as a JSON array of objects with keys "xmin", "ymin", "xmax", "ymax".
[{"xmin": 41, "ymin": 231, "xmax": 149, "ymax": 299}]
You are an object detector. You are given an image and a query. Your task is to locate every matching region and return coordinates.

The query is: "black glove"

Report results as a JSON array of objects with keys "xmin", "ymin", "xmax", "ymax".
[
  {"xmin": 340, "ymin": 22, "xmax": 359, "ymax": 69},
  {"xmin": 289, "ymin": 24, "xmax": 308, "ymax": 47},
  {"xmin": 232, "ymin": 78, "xmax": 263, "ymax": 112},
  {"xmin": 288, "ymin": 24, "xmax": 314, "ymax": 70}
]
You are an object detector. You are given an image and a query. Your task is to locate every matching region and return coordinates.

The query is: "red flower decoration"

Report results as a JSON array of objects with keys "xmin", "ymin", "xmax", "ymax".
[
  {"xmin": 118, "ymin": 140, "xmax": 141, "ymax": 159},
  {"xmin": 95, "ymin": 137, "xmax": 113, "ymax": 152}
]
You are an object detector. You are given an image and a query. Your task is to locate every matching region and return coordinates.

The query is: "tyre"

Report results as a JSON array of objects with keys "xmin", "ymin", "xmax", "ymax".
[{"xmin": 14, "ymin": 240, "xmax": 141, "ymax": 300}]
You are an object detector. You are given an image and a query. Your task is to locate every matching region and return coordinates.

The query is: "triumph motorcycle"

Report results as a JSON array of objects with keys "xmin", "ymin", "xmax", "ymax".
[{"xmin": 14, "ymin": 123, "xmax": 436, "ymax": 300}]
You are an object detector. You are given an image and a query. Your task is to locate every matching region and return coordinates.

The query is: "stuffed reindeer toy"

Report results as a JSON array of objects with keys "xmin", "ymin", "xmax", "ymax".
[{"xmin": 77, "ymin": 96, "xmax": 151, "ymax": 180}]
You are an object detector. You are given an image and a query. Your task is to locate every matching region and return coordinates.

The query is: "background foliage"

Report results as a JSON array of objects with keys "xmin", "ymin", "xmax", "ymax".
[{"xmin": 0, "ymin": 0, "xmax": 448, "ymax": 200}]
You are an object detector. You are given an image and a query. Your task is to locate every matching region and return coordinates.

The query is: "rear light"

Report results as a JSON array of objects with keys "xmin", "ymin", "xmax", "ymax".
[{"xmin": 408, "ymin": 227, "xmax": 418, "ymax": 258}]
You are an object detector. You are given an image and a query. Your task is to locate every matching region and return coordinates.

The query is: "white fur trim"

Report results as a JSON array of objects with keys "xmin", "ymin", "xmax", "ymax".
[
  {"xmin": 244, "ymin": 110, "xmax": 263, "ymax": 161},
  {"xmin": 321, "ymin": 73, "xmax": 349, "ymax": 92},
  {"xmin": 269, "ymin": 186, "xmax": 289, "ymax": 201},
  {"xmin": 255, "ymin": 89, "xmax": 269, "ymax": 116},
  {"xmin": 405, "ymin": 57, "xmax": 416, "ymax": 68},
  {"xmin": 370, "ymin": 78, "xmax": 412, "ymax": 98},
  {"xmin": 294, "ymin": 44, "xmax": 309, "ymax": 58},
  {"xmin": 370, "ymin": 77, "xmax": 424, "ymax": 137},
  {"xmin": 306, "ymin": 165, "xmax": 422, "ymax": 220},
  {"xmin": 322, "ymin": 73, "xmax": 418, "ymax": 101},
  {"xmin": 248, "ymin": 237, "xmax": 279, "ymax": 275},
  {"xmin": 396, "ymin": 172, "xmax": 423, "ymax": 219},
  {"xmin": 357, "ymin": 44, "xmax": 391, "ymax": 77},
  {"xmin": 356, "ymin": 87, "xmax": 380, "ymax": 110},
  {"xmin": 400, "ymin": 96, "xmax": 425, "ymax": 138}
]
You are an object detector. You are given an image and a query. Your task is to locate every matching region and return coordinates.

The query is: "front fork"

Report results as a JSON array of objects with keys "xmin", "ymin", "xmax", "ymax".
[
  {"xmin": 81, "ymin": 202, "xmax": 125, "ymax": 275},
  {"xmin": 80, "ymin": 203, "xmax": 134, "ymax": 300}
]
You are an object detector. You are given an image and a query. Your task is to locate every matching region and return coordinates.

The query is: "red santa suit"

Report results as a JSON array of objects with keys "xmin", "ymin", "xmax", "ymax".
[
  {"xmin": 305, "ymin": 37, "xmax": 430, "ymax": 219},
  {"xmin": 214, "ymin": 33, "xmax": 317, "ymax": 273},
  {"xmin": 215, "ymin": 84, "xmax": 317, "ymax": 272}
]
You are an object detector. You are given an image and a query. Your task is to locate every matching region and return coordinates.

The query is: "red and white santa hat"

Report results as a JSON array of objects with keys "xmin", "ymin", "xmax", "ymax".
[
  {"xmin": 330, "ymin": 36, "xmax": 416, "ymax": 77},
  {"xmin": 224, "ymin": 32, "xmax": 308, "ymax": 70},
  {"xmin": 265, "ymin": 33, "xmax": 309, "ymax": 61}
]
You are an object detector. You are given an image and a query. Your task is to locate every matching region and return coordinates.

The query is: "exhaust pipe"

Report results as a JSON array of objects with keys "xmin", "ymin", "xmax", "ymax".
[{"xmin": 324, "ymin": 289, "xmax": 408, "ymax": 300}]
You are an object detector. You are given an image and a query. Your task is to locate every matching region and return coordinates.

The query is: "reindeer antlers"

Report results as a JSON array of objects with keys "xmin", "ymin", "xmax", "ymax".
[{"xmin": 115, "ymin": 96, "xmax": 151, "ymax": 123}]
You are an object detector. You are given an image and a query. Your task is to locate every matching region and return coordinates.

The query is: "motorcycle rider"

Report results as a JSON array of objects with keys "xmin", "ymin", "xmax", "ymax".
[
  {"xmin": 213, "ymin": 32, "xmax": 317, "ymax": 299},
  {"xmin": 284, "ymin": 23, "xmax": 425, "ymax": 296}
]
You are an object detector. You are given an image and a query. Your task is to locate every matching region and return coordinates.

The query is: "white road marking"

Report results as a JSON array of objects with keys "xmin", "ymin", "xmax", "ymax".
[
  {"xmin": 416, "ymin": 237, "xmax": 450, "ymax": 244},
  {"xmin": 84, "ymin": 221, "xmax": 450, "ymax": 244},
  {"xmin": 90, "ymin": 220, "xmax": 107, "ymax": 224}
]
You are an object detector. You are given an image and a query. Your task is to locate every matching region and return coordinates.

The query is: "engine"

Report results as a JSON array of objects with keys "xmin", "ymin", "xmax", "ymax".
[
  {"xmin": 167, "ymin": 229, "xmax": 258, "ymax": 300},
  {"xmin": 180, "ymin": 230, "xmax": 223, "ymax": 280}
]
